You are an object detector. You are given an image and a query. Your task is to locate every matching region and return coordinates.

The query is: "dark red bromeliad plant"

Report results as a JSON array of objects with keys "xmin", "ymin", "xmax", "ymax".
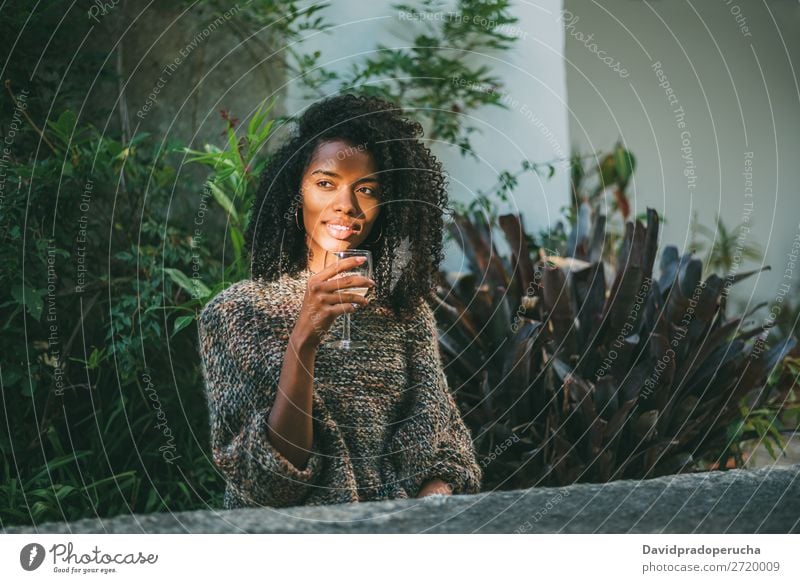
[{"xmin": 433, "ymin": 208, "xmax": 796, "ymax": 490}]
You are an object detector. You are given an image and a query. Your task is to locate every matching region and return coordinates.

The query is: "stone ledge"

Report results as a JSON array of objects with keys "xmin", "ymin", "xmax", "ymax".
[{"xmin": 6, "ymin": 465, "xmax": 799, "ymax": 534}]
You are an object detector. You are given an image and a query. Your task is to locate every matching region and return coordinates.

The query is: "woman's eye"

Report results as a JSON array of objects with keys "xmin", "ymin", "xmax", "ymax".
[
  {"xmin": 358, "ymin": 187, "xmax": 377, "ymax": 197},
  {"xmin": 316, "ymin": 180, "xmax": 334, "ymax": 188}
]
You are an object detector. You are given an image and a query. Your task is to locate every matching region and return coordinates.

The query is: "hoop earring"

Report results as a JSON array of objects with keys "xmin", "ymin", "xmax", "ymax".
[
  {"xmin": 367, "ymin": 223, "xmax": 383, "ymax": 243},
  {"xmin": 294, "ymin": 206, "xmax": 303, "ymax": 230}
]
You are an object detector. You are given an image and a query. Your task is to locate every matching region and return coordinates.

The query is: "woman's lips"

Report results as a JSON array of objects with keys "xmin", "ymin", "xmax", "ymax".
[{"xmin": 325, "ymin": 223, "xmax": 358, "ymax": 240}]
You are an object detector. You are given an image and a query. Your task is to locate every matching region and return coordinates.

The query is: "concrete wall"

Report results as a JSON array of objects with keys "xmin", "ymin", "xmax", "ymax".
[
  {"xmin": 563, "ymin": 0, "xmax": 800, "ymax": 310},
  {"xmin": 7, "ymin": 464, "xmax": 798, "ymax": 533}
]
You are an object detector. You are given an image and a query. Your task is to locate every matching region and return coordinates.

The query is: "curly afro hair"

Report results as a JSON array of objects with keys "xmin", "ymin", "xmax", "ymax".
[{"xmin": 244, "ymin": 93, "xmax": 450, "ymax": 320}]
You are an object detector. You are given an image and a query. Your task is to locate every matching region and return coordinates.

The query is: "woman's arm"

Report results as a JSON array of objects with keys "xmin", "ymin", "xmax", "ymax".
[
  {"xmin": 200, "ymin": 261, "xmax": 373, "ymax": 508},
  {"xmin": 268, "ymin": 256, "xmax": 374, "ymax": 468},
  {"xmin": 199, "ymin": 292, "xmax": 324, "ymax": 508},
  {"xmin": 266, "ymin": 327, "xmax": 319, "ymax": 469},
  {"xmin": 392, "ymin": 298, "xmax": 483, "ymax": 497}
]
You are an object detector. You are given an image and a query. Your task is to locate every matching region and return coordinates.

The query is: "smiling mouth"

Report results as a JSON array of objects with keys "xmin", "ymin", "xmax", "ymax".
[{"xmin": 325, "ymin": 223, "xmax": 360, "ymax": 239}]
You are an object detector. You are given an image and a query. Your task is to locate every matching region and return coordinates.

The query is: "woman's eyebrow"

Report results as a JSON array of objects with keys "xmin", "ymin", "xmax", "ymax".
[
  {"xmin": 310, "ymin": 169, "xmax": 339, "ymax": 178},
  {"xmin": 310, "ymin": 169, "xmax": 379, "ymax": 184}
]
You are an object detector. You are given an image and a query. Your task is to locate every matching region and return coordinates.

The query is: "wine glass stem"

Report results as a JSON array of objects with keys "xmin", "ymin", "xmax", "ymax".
[{"xmin": 342, "ymin": 312, "xmax": 351, "ymax": 343}]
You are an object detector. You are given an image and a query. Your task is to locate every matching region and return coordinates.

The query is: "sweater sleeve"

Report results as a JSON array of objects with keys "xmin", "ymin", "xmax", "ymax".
[
  {"xmin": 198, "ymin": 290, "xmax": 324, "ymax": 508},
  {"xmin": 391, "ymin": 298, "xmax": 482, "ymax": 497}
]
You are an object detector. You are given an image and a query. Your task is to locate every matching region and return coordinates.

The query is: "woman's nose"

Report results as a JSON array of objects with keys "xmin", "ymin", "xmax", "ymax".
[{"xmin": 332, "ymin": 187, "xmax": 359, "ymax": 214}]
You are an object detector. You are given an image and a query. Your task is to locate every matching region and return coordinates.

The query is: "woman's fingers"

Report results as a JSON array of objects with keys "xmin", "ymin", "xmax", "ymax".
[
  {"xmin": 299, "ymin": 257, "xmax": 373, "ymax": 342},
  {"xmin": 320, "ymin": 291, "xmax": 369, "ymax": 306},
  {"xmin": 314, "ymin": 255, "xmax": 366, "ymax": 280},
  {"xmin": 318, "ymin": 274, "xmax": 374, "ymax": 293},
  {"xmin": 328, "ymin": 303, "xmax": 358, "ymax": 317}
]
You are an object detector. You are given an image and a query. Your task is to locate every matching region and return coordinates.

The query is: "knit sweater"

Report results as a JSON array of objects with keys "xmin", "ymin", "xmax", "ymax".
[{"xmin": 197, "ymin": 267, "xmax": 482, "ymax": 509}]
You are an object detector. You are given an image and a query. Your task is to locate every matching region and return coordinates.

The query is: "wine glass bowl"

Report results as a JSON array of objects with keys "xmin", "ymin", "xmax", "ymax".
[{"xmin": 322, "ymin": 249, "xmax": 373, "ymax": 349}]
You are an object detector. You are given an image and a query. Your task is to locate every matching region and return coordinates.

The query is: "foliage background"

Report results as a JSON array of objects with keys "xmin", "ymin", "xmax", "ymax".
[
  {"xmin": 1, "ymin": 0, "xmax": 796, "ymax": 528},
  {"xmin": 0, "ymin": 0, "xmax": 536, "ymax": 526}
]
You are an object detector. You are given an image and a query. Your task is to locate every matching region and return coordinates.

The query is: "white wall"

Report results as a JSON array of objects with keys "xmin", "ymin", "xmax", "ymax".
[
  {"xmin": 283, "ymin": 0, "xmax": 570, "ymax": 272},
  {"xmin": 563, "ymin": 0, "xmax": 800, "ymax": 311}
]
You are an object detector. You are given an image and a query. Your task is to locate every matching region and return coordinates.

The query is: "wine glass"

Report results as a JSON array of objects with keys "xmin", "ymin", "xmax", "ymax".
[{"xmin": 322, "ymin": 249, "xmax": 373, "ymax": 349}]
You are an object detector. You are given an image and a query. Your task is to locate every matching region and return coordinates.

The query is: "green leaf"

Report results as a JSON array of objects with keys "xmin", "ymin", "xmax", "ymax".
[
  {"xmin": 215, "ymin": 166, "xmax": 237, "ymax": 185},
  {"xmin": 207, "ymin": 181, "xmax": 239, "ymax": 224},
  {"xmin": 82, "ymin": 471, "xmax": 137, "ymax": 492},
  {"xmin": 248, "ymin": 96, "xmax": 277, "ymax": 138},
  {"xmin": 129, "ymin": 132, "xmax": 152, "ymax": 146},
  {"xmin": 19, "ymin": 381, "xmax": 35, "ymax": 397},
  {"xmin": 11, "ymin": 284, "xmax": 44, "ymax": 321},
  {"xmin": 88, "ymin": 347, "xmax": 105, "ymax": 369},
  {"xmin": 256, "ymin": 118, "xmax": 276, "ymax": 144},
  {"xmin": 25, "ymin": 452, "xmax": 92, "ymax": 487},
  {"xmin": 172, "ymin": 314, "xmax": 195, "ymax": 337},
  {"xmin": 163, "ymin": 267, "xmax": 211, "ymax": 299},
  {"xmin": 226, "ymin": 125, "xmax": 240, "ymax": 157},
  {"xmin": 55, "ymin": 484, "xmax": 77, "ymax": 500},
  {"xmin": 230, "ymin": 227, "xmax": 244, "ymax": 262},
  {"xmin": 614, "ymin": 143, "xmax": 635, "ymax": 183},
  {"xmin": 47, "ymin": 110, "xmax": 77, "ymax": 140},
  {"xmin": 2, "ymin": 368, "xmax": 22, "ymax": 388}
]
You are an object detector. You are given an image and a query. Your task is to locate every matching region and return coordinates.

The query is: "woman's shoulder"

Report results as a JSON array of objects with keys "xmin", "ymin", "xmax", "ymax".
[
  {"xmin": 199, "ymin": 277, "xmax": 297, "ymax": 329},
  {"xmin": 388, "ymin": 294, "xmax": 440, "ymax": 352},
  {"xmin": 403, "ymin": 294, "xmax": 437, "ymax": 328},
  {"xmin": 200, "ymin": 279, "xmax": 260, "ymax": 318}
]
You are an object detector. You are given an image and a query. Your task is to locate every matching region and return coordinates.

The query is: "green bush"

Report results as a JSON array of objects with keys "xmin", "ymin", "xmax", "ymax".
[{"xmin": 0, "ymin": 0, "xmax": 315, "ymax": 528}]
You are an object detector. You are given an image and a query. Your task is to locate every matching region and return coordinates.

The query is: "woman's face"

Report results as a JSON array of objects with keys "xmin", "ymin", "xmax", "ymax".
[{"xmin": 300, "ymin": 139, "xmax": 382, "ymax": 262}]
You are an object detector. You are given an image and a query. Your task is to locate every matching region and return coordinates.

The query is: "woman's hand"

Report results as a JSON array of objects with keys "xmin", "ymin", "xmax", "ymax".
[
  {"xmin": 291, "ymin": 256, "xmax": 375, "ymax": 350},
  {"xmin": 416, "ymin": 478, "xmax": 453, "ymax": 498}
]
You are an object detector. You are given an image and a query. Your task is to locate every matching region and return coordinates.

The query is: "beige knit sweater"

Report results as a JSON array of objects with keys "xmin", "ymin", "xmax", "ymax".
[{"xmin": 197, "ymin": 268, "xmax": 482, "ymax": 508}]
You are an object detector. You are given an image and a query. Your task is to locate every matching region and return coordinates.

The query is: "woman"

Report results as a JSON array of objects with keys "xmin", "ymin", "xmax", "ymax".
[{"xmin": 198, "ymin": 93, "xmax": 482, "ymax": 509}]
